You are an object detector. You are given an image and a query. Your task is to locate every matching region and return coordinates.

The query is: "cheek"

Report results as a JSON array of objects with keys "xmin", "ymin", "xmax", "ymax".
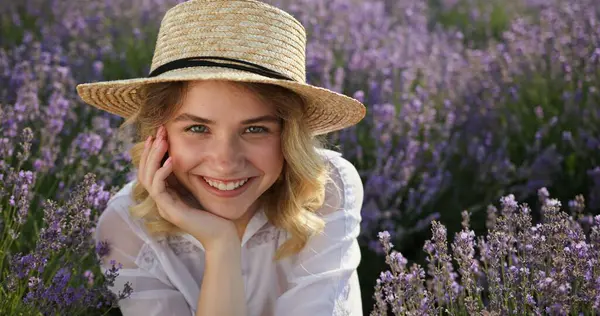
[
  {"xmin": 250, "ymin": 140, "xmax": 284, "ymax": 173},
  {"xmin": 167, "ymin": 138, "xmax": 201, "ymax": 167}
]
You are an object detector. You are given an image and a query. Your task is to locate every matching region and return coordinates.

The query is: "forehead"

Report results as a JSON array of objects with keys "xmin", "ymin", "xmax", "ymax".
[{"xmin": 178, "ymin": 80, "xmax": 274, "ymax": 114}]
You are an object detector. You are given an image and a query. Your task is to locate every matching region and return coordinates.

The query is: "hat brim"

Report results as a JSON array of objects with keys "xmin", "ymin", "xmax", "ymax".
[{"xmin": 76, "ymin": 66, "xmax": 366, "ymax": 135}]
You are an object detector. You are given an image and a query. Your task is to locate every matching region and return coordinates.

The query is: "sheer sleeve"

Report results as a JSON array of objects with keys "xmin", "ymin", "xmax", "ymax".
[
  {"xmin": 95, "ymin": 197, "xmax": 194, "ymax": 316},
  {"xmin": 274, "ymin": 152, "xmax": 364, "ymax": 316}
]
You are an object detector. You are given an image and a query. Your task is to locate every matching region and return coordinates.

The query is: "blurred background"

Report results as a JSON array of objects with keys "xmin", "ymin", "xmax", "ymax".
[{"xmin": 1, "ymin": 0, "xmax": 599, "ymax": 314}]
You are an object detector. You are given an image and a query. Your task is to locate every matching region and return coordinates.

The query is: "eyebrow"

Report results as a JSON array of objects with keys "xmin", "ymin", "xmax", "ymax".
[{"xmin": 173, "ymin": 113, "xmax": 281, "ymax": 125}]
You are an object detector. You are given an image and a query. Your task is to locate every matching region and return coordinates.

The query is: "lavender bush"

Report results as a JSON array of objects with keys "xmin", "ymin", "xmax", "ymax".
[
  {"xmin": 429, "ymin": 0, "xmax": 525, "ymax": 47},
  {"xmin": 0, "ymin": 124, "xmax": 133, "ymax": 314},
  {"xmin": 0, "ymin": 7, "xmax": 144, "ymax": 313},
  {"xmin": 372, "ymin": 189, "xmax": 600, "ymax": 315},
  {"xmin": 0, "ymin": 42, "xmax": 137, "ymax": 312},
  {"xmin": 1, "ymin": 0, "xmax": 183, "ymax": 81}
]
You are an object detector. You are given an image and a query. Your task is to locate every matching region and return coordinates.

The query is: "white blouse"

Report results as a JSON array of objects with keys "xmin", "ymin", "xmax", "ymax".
[{"xmin": 94, "ymin": 149, "xmax": 364, "ymax": 316}]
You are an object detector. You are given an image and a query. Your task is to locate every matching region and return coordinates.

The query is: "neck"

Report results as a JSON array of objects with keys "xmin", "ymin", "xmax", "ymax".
[
  {"xmin": 232, "ymin": 207, "xmax": 257, "ymax": 241},
  {"xmin": 234, "ymin": 223, "xmax": 246, "ymax": 241}
]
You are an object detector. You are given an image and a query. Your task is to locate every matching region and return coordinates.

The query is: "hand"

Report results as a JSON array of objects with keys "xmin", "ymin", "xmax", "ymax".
[{"xmin": 138, "ymin": 125, "xmax": 239, "ymax": 250}]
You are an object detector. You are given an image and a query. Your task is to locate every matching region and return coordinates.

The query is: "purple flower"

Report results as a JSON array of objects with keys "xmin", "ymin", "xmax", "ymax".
[
  {"xmin": 95, "ymin": 241, "xmax": 111, "ymax": 258},
  {"xmin": 373, "ymin": 191, "xmax": 600, "ymax": 314}
]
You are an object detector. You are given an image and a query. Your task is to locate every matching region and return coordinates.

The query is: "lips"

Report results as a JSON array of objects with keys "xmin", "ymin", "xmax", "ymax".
[
  {"xmin": 196, "ymin": 175, "xmax": 256, "ymax": 198},
  {"xmin": 203, "ymin": 177, "xmax": 249, "ymax": 191}
]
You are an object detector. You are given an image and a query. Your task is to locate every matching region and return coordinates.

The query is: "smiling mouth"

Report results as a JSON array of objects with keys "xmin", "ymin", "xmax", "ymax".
[{"xmin": 201, "ymin": 176, "xmax": 252, "ymax": 191}]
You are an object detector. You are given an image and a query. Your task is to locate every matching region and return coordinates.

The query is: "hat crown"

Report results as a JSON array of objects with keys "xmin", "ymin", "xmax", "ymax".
[{"xmin": 151, "ymin": 0, "xmax": 307, "ymax": 83}]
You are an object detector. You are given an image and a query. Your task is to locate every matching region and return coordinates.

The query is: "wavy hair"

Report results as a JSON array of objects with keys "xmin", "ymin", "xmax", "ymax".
[{"xmin": 118, "ymin": 80, "xmax": 329, "ymax": 260}]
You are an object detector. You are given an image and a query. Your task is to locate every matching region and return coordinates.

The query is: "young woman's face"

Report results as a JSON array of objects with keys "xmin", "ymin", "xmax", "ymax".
[{"xmin": 164, "ymin": 80, "xmax": 284, "ymax": 224}]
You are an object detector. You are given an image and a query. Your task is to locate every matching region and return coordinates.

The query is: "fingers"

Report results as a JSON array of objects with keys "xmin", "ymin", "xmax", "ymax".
[
  {"xmin": 137, "ymin": 126, "xmax": 180, "ymax": 223},
  {"xmin": 153, "ymin": 155, "xmax": 175, "ymax": 222},
  {"xmin": 144, "ymin": 126, "xmax": 167, "ymax": 190},
  {"xmin": 152, "ymin": 155, "xmax": 172, "ymax": 196}
]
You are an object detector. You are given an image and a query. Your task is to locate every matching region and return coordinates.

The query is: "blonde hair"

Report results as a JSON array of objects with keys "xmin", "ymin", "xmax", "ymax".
[{"xmin": 118, "ymin": 80, "xmax": 329, "ymax": 260}]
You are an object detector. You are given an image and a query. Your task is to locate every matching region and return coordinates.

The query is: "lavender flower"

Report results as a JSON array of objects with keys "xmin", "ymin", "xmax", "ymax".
[
  {"xmin": 2, "ymin": 173, "xmax": 131, "ymax": 315},
  {"xmin": 372, "ymin": 192, "xmax": 600, "ymax": 314}
]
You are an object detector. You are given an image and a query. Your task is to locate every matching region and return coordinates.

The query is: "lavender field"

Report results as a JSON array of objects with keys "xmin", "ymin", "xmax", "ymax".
[{"xmin": 1, "ymin": 0, "xmax": 599, "ymax": 314}]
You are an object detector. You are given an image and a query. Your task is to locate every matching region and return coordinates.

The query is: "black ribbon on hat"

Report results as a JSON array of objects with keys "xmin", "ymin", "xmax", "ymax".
[{"xmin": 148, "ymin": 56, "xmax": 294, "ymax": 81}]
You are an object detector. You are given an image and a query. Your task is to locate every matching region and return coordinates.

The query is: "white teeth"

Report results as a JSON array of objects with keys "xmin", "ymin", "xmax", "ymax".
[{"xmin": 203, "ymin": 177, "xmax": 249, "ymax": 191}]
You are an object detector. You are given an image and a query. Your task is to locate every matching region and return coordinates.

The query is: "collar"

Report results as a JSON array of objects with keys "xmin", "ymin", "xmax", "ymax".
[{"xmin": 240, "ymin": 207, "xmax": 269, "ymax": 247}]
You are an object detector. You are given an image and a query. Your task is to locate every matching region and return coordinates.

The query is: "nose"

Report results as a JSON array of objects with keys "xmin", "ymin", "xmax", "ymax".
[{"xmin": 209, "ymin": 133, "xmax": 244, "ymax": 175}]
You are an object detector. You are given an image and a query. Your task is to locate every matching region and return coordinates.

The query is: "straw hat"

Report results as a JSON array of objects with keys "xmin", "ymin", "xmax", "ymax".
[{"xmin": 76, "ymin": 0, "xmax": 366, "ymax": 135}]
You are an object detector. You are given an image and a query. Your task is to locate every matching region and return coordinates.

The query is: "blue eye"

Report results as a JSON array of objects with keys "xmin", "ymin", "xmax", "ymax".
[
  {"xmin": 245, "ymin": 126, "xmax": 269, "ymax": 133},
  {"xmin": 185, "ymin": 125, "xmax": 208, "ymax": 133}
]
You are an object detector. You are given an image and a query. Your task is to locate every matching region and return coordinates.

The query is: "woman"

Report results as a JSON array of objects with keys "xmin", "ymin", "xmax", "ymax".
[{"xmin": 77, "ymin": 0, "xmax": 366, "ymax": 315}]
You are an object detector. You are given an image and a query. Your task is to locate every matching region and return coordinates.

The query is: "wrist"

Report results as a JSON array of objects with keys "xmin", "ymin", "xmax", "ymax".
[{"xmin": 203, "ymin": 235, "xmax": 241, "ymax": 260}]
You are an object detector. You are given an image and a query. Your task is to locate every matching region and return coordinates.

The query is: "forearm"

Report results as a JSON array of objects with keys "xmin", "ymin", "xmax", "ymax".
[{"xmin": 195, "ymin": 241, "xmax": 247, "ymax": 316}]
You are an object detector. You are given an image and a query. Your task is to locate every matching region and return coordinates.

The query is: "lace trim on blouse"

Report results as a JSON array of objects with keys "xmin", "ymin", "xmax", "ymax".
[
  {"xmin": 165, "ymin": 235, "xmax": 202, "ymax": 256},
  {"xmin": 138, "ymin": 243, "xmax": 158, "ymax": 271},
  {"xmin": 246, "ymin": 226, "xmax": 280, "ymax": 249}
]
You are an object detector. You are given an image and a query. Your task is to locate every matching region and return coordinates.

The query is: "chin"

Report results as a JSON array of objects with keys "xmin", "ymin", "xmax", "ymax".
[{"xmin": 201, "ymin": 200, "xmax": 254, "ymax": 220}]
